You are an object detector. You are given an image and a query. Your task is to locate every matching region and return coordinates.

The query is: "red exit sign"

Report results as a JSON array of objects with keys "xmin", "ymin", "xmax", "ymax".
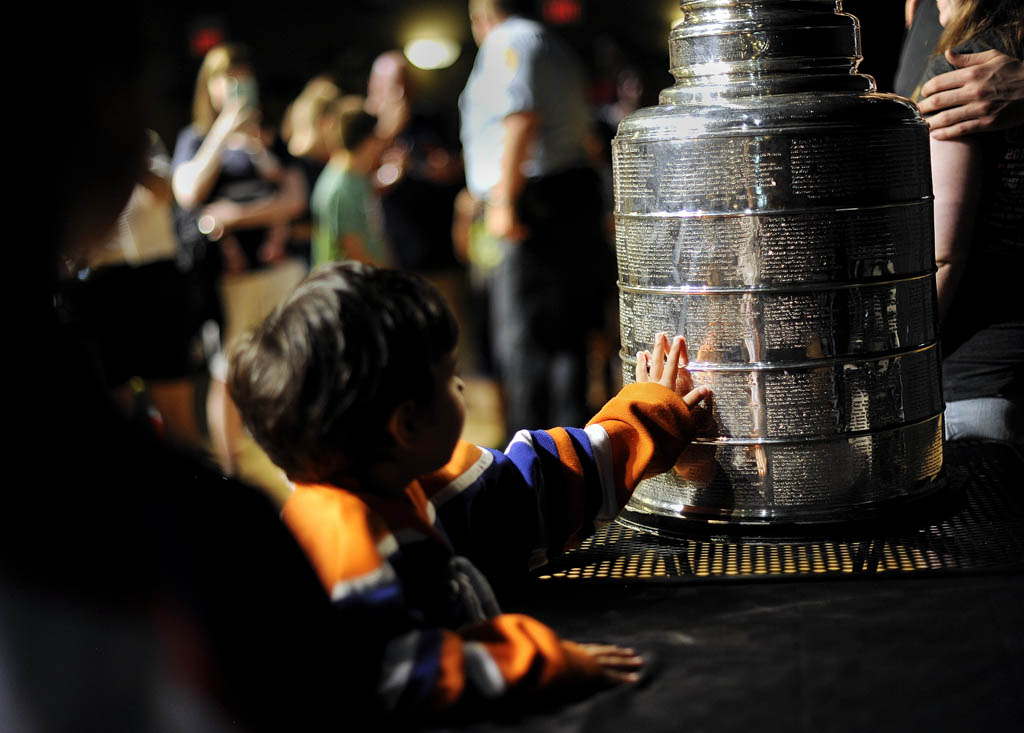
[{"xmin": 543, "ymin": 0, "xmax": 583, "ymax": 25}]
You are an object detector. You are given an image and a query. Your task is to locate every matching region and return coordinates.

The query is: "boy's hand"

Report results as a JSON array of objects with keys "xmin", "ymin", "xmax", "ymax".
[
  {"xmin": 567, "ymin": 642, "xmax": 644, "ymax": 685},
  {"xmin": 636, "ymin": 333, "xmax": 710, "ymax": 408}
]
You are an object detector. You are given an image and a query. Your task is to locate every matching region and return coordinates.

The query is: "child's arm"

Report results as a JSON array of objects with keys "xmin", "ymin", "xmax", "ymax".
[
  {"xmin": 381, "ymin": 614, "xmax": 641, "ymax": 715},
  {"xmin": 283, "ymin": 487, "xmax": 640, "ymax": 716},
  {"xmin": 424, "ymin": 334, "xmax": 710, "ymax": 577}
]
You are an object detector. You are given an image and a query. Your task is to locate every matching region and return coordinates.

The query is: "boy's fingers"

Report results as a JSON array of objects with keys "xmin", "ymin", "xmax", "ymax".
[
  {"xmin": 635, "ymin": 351, "xmax": 648, "ymax": 382},
  {"xmin": 580, "ymin": 643, "xmax": 637, "ymax": 655},
  {"xmin": 594, "ymin": 654, "xmax": 644, "ymax": 669},
  {"xmin": 575, "ymin": 643, "xmax": 644, "ymax": 684},
  {"xmin": 675, "ymin": 367, "xmax": 694, "ymax": 397},
  {"xmin": 683, "ymin": 385, "xmax": 711, "ymax": 408},
  {"xmin": 662, "ymin": 336, "xmax": 683, "ymax": 388},
  {"xmin": 650, "ymin": 333, "xmax": 667, "ymax": 381},
  {"xmin": 602, "ymin": 669, "xmax": 642, "ymax": 685},
  {"xmin": 577, "ymin": 643, "xmax": 642, "ymax": 661},
  {"xmin": 576, "ymin": 643, "xmax": 634, "ymax": 654},
  {"xmin": 679, "ymin": 336, "xmax": 690, "ymax": 367}
]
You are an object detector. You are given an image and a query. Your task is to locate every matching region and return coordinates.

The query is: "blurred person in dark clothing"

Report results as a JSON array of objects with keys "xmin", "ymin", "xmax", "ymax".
[
  {"xmin": 366, "ymin": 51, "xmax": 465, "ymax": 274},
  {"xmin": 366, "ymin": 51, "xmax": 470, "ymax": 380},
  {"xmin": 914, "ymin": 0, "xmax": 1023, "ymax": 444},
  {"xmin": 5, "ymin": 16, "xmax": 377, "ymax": 731},
  {"xmin": 56, "ymin": 129, "xmax": 205, "ymax": 451}
]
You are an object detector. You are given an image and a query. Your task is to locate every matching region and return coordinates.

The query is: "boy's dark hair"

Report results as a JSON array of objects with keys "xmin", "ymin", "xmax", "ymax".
[
  {"xmin": 331, "ymin": 96, "xmax": 378, "ymax": 152},
  {"xmin": 228, "ymin": 262, "xmax": 458, "ymax": 482}
]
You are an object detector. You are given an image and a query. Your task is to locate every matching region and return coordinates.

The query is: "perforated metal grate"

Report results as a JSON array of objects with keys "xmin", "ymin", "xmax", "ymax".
[{"xmin": 536, "ymin": 442, "xmax": 1024, "ymax": 583}]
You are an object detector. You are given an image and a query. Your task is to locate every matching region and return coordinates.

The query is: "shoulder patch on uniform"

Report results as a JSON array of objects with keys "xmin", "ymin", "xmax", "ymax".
[{"xmin": 504, "ymin": 46, "xmax": 520, "ymax": 72}]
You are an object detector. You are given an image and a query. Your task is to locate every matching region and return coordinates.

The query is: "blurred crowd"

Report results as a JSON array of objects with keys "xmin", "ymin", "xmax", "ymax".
[{"xmin": 54, "ymin": 5, "xmax": 656, "ymax": 502}]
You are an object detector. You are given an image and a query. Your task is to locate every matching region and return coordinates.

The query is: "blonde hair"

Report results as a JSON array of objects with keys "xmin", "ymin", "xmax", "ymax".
[
  {"xmin": 191, "ymin": 43, "xmax": 253, "ymax": 136},
  {"xmin": 284, "ymin": 75, "xmax": 342, "ymax": 155}
]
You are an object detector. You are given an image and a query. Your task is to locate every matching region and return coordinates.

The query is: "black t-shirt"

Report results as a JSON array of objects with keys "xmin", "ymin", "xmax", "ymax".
[
  {"xmin": 918, "ymin": 34, "xmax": 1024, "ymax": 402},
  {"xmin": 171, "ymin": 126, "xmax": 298, "ymax": 271},
  {"xmin": 290, "ymin": 154, "xmax": 326, "ymax": 265},
  {"xmin": 380, "ymin": 111, "xmax": 464, "ymax": 272}
]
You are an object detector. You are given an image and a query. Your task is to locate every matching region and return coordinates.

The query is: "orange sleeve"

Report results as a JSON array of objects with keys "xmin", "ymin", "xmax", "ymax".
[
  {"xmin": 428, "ymin": 614, "xmax": 602, "ymax": 711},
  {"xmin": 586, "ymin": 381, "xmax": 695, "ymax": 497},
  {"xmin": 281, "ymin": 484, "xmax": 391, "ymax": 595}
]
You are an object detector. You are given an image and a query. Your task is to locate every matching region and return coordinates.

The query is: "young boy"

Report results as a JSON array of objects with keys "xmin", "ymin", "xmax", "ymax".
[
  {"xmin": 309, "ymin": 96, "xmax": 395, "ymax": 268},
  {"xmin": 228, "ymin": 262, "xmax": 710, "ymax": 717}
]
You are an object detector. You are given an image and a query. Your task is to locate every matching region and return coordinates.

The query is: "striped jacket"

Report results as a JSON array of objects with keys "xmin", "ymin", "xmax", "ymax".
[{"xmin": 282, "ymin": 381, "xmax": 695, "ymax": 715}]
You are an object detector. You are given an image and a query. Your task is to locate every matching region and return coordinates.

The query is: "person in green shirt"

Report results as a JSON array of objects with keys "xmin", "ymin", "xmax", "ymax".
[{"xmin": 311, "ymin": 96, "xmax": 397, "ymax": 267}]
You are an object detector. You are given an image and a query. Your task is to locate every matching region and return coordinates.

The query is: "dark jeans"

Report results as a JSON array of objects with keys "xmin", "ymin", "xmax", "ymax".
[{"xmin": 489, "ymin": 167, "xmax": 614, "ymax": 436}]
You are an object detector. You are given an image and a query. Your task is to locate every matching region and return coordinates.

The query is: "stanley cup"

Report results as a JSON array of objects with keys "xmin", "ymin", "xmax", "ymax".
[{"xmin": 613, "ymin": 0, "xmax": 944, "ymax": 526}]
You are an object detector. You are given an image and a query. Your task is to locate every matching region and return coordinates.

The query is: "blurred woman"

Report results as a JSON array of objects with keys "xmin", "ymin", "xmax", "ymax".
[
  {"xmin": 58, "ymin": 130, "xmax": 204, "ymax": 451},
  {"xmin": 916, "ymin": 0, "xmax": 1023, "ymax": 443},
  {"xmin": 172, "ymin": 42, "xmax": 308, "ymax": 475},
  {"xmin": 285, "ymin": 75, "xmax": 342, "ymax": 167}
]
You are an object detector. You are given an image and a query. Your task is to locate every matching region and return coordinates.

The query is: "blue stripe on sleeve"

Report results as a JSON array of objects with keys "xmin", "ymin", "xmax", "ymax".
[
  {"xmin": 565, "ymin": 427, "xmax": 601, "ymax": 537},
  {"xmin": 395, "ymin": 628, "xmax": 444, "ymax": 712},
  {"xmin": 332, "ymin": 578, "xmax": 425, "ymax": 631},
  {"xmin": 529, "ymin": 430, "xmax": 569, "ymax": 555}
]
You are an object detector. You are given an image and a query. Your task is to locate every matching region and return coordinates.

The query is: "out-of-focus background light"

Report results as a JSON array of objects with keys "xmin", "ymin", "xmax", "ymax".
[
  {"xmin": 542, "ymin": 0, "xmax": 583, "ymax": 25},
  {"xmin": 404, "ymin": 37, "xmax": 461, "ymax": 70},
  {"xmin": 665, "ymin": 1, "xmax": 685, "ymax": 30}
]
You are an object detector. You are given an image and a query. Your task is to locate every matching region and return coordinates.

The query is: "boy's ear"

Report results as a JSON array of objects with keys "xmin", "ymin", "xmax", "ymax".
[{"xmin": 386, "ymin": 399, "xmax": 421, "ymax": 451}]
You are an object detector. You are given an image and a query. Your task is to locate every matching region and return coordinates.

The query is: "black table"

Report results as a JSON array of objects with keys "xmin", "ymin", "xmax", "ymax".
[{"xmin": 427, "ymin": 441, "xmax": 1024, "ymax": 732}]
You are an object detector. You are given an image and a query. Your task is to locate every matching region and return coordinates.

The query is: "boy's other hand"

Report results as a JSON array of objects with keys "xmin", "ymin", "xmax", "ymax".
[
  {"xmin": 568, "ymin": 642, "xmax": 644, "ymax": 685},
  {"xmin": 636, "ymin": 333, "xmax": 711, "ymax": 408}
]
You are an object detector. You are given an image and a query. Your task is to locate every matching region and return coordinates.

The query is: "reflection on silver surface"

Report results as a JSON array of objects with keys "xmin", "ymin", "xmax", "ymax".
[
  {"xmin": 624, "ymin": 346, "xmax": 942, "ymax": 440},
  {"xmin": 625, "ymin": 416, "xmax": 944, "ymax": 523},
  {"xmin": 613, "ymin": 0, "xmax": 943, "ymax": 524}
]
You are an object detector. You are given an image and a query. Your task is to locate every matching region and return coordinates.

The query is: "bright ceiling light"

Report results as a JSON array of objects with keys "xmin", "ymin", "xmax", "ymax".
[{"xmin": 404, "ymin": 38, "xmax": 461, "ymax": 70}]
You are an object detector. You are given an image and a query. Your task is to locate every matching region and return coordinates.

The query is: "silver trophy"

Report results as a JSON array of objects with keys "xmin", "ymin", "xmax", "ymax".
[{"xmin": 613, "ymin": 0, "xmax": 943, "ymax": 526}]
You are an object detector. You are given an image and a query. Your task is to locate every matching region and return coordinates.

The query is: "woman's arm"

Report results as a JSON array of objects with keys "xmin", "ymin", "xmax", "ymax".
[
  {"xmin": 930, "ymin": 135, "xmax": 983, "ymax": 323},
  {"xmin": 172, "ymin": 102, "xmax": 255, "ymax": 209},
  {"xmin": 197, "ymin": 165, "xmax": 308, "ymax": 236}
]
